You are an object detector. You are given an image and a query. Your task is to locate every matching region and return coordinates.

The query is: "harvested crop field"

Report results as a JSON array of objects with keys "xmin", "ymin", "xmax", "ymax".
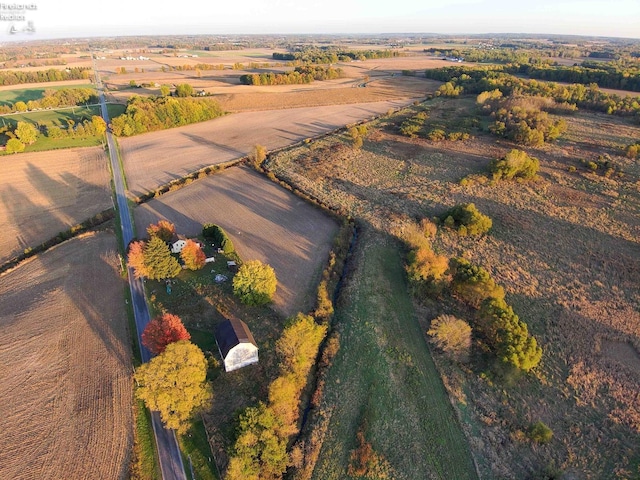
[
  {"xmin": 0, "ymin": 231, "xmax": 133, "ymax": 480},
  {"xmin": 0, "ymin": 147, "xmax": 112, "ymax": 266},
  {"xmin": 267, "ymin": 100, "xmax": 640, "ymax": 478},
  {"xmin": 133, "ymin": 165, "xmax": 339, "ymax": 316},
  {"xmin": 120, "ymin": 100, "xmax": 415, "ymax": 198}
]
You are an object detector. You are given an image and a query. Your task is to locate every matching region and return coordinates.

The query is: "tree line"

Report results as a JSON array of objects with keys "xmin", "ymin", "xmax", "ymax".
[
  {"xmin": 110, "ymin": 95, "xmax": 224, "ymax": 137},
  {"xmin": 272, "ymin": 47, "xmax": 402, "ymax": 64},
  {"xmin": 0, "ymin": 87, "xmax": 97, "ymax": 114},
  {"xmin": 3, "ymin": 115, "xmax": 107, "ymax": 153},
  {"xmin": 507, "ymin": 62, "xmax": 640, "ymax": 93},
  {"xmin": 239, "ymin": 65, "xmax": 344, "ymax": 85},
  {"xmin": 0, "ymin": 67, "xmax": 91, "ymax": 86},
  {"xmin": 424, "ymin": 66, "xmax": 640, "ymax": 120}
]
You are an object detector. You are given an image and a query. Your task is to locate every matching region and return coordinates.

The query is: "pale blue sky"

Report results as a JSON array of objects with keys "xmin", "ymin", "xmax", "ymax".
[{"xmin": 5, "ymin": 0, "xmax": 639, "ymax": 40}]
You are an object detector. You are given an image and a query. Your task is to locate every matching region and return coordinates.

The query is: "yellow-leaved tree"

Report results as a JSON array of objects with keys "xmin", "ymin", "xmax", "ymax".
[{"xmin": 134, "ymin": 340, "xmax": 212, "ymax": 434}]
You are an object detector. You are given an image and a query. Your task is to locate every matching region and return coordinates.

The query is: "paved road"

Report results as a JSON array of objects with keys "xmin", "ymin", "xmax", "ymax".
[{"xmin": 93, "ymin": 56, "xmax": 187, "ymax": 480}]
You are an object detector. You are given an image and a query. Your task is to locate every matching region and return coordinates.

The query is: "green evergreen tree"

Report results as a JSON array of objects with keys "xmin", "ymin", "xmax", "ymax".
[{"xmin": 143, "ymin": 235, "xmax": 182, "ymax": 280}]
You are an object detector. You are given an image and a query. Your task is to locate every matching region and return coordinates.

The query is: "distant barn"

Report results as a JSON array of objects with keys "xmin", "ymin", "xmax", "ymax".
[{"xmin": 215, "ymin": 319, "xmax": 259, "ymax": 372}]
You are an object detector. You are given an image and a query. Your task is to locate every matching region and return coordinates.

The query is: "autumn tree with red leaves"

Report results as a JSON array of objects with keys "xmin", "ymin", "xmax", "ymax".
[
  {"xmin": 147, "ymin": 220, "xmax": 176, "ymax": 243},
  {"xmin": 142, "ymin": 313, "xmax": 191, "ymax": 355},
  {"xmin": 127, "ymin": 240, "xmax": 149, "ymax": 278},
  {"xmin": 181, "ymin": 240, "xmax": 206, "ymax": 270}
]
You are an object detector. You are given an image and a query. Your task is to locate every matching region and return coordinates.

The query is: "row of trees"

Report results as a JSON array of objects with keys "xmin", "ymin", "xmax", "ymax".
[
  {"xmin": 272, "ymin": 47, "xmax": 402, "ymax": 64},
  {"xmin": 227, "ymin": 313, "xmax": 327, "ymax": 480},
  {"xmin": 424, "ymin": 66, "xmax": 640, "ymax": 120},
  {"xmin": 46, "ymin": 115, "xmax": 107, "ymax": 139},
  {"xmin": 110, "ymin": 95, "xmax": 224, "ymax": 137},
  {"xmin": 3, "ymin": 115, "xmax": 107, "ymax": 153},
  {"xmin": 508, "ymin": 62, "xmax": 640, "ymax": 93},
  {"xmin": 239, "ymin": 65, "xmax": 344, "ymax": 86},
  {"xmin": 0, "ymin": 87, "xmax": 97, "ymax": 115},
  {"xmin": 0, "ymin": 67, "xmax": 91, "ymax": 86}
]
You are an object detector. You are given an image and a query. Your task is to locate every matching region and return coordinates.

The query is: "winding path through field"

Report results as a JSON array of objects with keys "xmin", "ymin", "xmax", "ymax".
[{"xmin": 95, "ymin": 56, "xmax": 187, "ymax": 480}]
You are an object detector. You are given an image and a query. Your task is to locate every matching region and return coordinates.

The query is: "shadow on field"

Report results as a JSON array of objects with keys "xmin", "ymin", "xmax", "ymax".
[
  {"xmin": 0, "ymin": 157, "xmax": 111, "ymax": 267},
  {"xmin": 181, "ymin": 132, "xmax": 246, "ymax": 157}
]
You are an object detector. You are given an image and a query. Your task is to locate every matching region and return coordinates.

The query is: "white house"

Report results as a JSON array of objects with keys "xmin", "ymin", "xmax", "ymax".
[
  {"xmin": 215, "ymin": 319, "xmax": 259, "ymax": 372},
  {"xmin": 170, "ymin": 235, "xmax": 188, "ymax": 254},
  {"xmin": 169, "ymin": 235, "xmax": 204, "ymax": 254}
]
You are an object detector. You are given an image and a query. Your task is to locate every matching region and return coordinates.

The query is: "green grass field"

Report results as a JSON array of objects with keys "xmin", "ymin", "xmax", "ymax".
[
  {"xmin": 0, "ymin": 84, "xmax": 95, "ymax": 106},
  {"xmin": 0, "ymin": 103, "xmax": 126, "ymax": 153},
  {"xmin": 312, "ymin": 229, "xmax": 478, "ymax": 480}
]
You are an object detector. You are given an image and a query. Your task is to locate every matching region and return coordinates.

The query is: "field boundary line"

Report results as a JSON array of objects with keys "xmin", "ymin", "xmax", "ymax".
[{"xmin": 0, "ymin": 208, "xmax": 115, "ymax": 277}]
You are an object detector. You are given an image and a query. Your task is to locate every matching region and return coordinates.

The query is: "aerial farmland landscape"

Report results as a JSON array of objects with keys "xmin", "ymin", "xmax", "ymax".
[{"xmin": 0, "ymin": 2, "xmax": 639, "ymax": 480}]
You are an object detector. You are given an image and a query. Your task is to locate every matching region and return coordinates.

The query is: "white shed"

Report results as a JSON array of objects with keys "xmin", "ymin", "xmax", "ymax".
[{"xmin": 215, "ymin": 319, "xmax": 259, "ymax": 372}]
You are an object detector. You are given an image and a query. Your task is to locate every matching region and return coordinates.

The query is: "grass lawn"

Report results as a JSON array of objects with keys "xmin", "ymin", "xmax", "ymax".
[
  {"xmin": 0, "ymin": 84, "xmax": 95, "ymax": 106},
  {"xmin": 179, "ymin": 418, "xmax": 219, "ymax": 480},
  {"xmin": 0, "ymin": 103, "xmax": 126, "ymax": 154},
  {"xmin": 312, "ymin": 228, "xmax": 478, "ymax": 480}
]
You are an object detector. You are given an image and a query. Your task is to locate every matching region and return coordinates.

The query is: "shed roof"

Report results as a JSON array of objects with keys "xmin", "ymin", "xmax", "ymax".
[{"xmin": 215, "ymin": 319, "xmax": 257, "ymax": 359}]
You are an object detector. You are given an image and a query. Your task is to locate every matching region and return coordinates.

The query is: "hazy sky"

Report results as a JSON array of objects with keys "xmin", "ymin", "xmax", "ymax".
[{"xmin": 3, "ymin": 0, "xmax": 639, "ymax": 40}]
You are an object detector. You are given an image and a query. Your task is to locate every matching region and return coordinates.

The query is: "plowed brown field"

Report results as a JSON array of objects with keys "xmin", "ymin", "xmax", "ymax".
[
  {"xmin": 0, "ymin": 231, "xmax": 133, "ymax": 480},
  {"xmin": 120, "ymin": 99, "xmax": 416, "ymax": 198},
  {"xmin": 0, "ymin": 147, "xmax": 112, "ymax": 266},
  {"xmin": 133, "ymin": 165, "xmax": 338, "ymax": 316}
]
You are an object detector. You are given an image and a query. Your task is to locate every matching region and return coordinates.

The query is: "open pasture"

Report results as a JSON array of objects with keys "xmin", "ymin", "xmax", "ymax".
[
  {"xmin": 268, "ymin": 99, "xmax": 640, "ymax": 478},
  {"xmin": 0, "ymin": 232, "xmax": 133, "ymax": 480},
  {"xmin": 120, "ymin": 99, "xmax": 415, "ymax": 199},
  {"xmin": 133, "ymin": 165, "xmax": 339, "ymax": 316},
  {"xmin": 311, "ymin": 230, "xmax": 479, "ymax": 480},
  {"xmin": 0, "ymin": 147, "xmax": 112, "ymax": 266}
]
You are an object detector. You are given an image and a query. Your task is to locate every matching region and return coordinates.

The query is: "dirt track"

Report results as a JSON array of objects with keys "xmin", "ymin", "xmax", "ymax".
[
  {"xmin": 0, "ymin": 232, "xmax": 133, "ymax": 480},
  {"xmin": 120, "ymin": 99, "xmax": 416, "ymax": 198},
  {"xmin": 0, "ymin": 147, "xmax": 113, "ymax": 266},
  {"xmin": 133, "ymin": 165, "xmax": 339, "ymax": 316}
]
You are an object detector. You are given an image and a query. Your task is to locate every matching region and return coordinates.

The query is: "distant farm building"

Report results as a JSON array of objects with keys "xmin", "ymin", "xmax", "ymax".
[{"xmin": 215, "ymin": 319, "xmax": 259, "ymax": 372}]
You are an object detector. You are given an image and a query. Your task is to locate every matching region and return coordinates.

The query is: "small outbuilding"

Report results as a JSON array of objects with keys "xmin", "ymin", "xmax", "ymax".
[{"xmin": 215, "ymin": 319, "xmax": 259, "ymax": 372}]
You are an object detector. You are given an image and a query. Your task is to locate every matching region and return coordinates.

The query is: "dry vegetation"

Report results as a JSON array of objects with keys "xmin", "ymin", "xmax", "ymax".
[
  {"xmin": 120, "ymin": 100, "xmax": 413, "ymax": 198},
  {"xmin": 133, "ymin": 165, "xmax": 339, "ymax": 316},
  {"xmin": 0, "ymin": 147, "xmax": 112, "ymax": 266},
  {"xmin": 267, "ymin": 98, "xmax": 640, "ymax": 478},
  {"xmin": 0, "ymin": 231, "xmax": 133, "ymax": 480}
]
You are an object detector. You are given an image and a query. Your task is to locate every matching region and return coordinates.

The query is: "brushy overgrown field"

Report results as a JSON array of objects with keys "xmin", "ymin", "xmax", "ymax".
[
  {"xmin": 311, "ymin": 229, "xmax": 478, "ymax": 480},
  {"xmin": 267, "ymin": 97, "xmax": 640, "ymax": 479}
]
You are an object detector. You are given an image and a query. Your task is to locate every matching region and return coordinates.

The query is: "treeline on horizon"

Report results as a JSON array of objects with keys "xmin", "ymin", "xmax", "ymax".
[
  {"xmin": 239, "ymin": 65, "xmax": 344, "ymax": 85},
  {"xmin": 426, "ymin": 46, "xmax": 640, "ymax": 92},
  {"xmin": 110, "ymin": 95, "xmax": 224, "ymax": 137},
  {"xmin": 425, "ymin": 65, "xmax": 640, "ymax": 119},
  {"xmin": 0, "ymin": 67, "xmax": 92, "ymax": 86},
  {"xmin": 273, "ymin": 47, "xmax": 403, "ymax": 64}
]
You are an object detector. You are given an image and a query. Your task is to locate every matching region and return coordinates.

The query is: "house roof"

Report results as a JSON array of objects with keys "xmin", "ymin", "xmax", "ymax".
[{"xmin": 215, "ymin": 319, "xmax": 257, "ymax": 359}]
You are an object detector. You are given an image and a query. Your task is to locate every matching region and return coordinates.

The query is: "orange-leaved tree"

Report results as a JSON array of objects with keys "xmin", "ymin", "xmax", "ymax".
[
  {"xmin": 147, "ymin": 220, "xmax": 176, "ymax": 243},
  {"xmin": 181, "ymin": 240, "xmax": 206, "ymax": 270},
  {"xmin": 127, "ymin": 240, "xmax": 149, "ymax": 278},
  {"xmin": 142, "ymin": 313, "xmax": 191, "ymax": 355}
]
